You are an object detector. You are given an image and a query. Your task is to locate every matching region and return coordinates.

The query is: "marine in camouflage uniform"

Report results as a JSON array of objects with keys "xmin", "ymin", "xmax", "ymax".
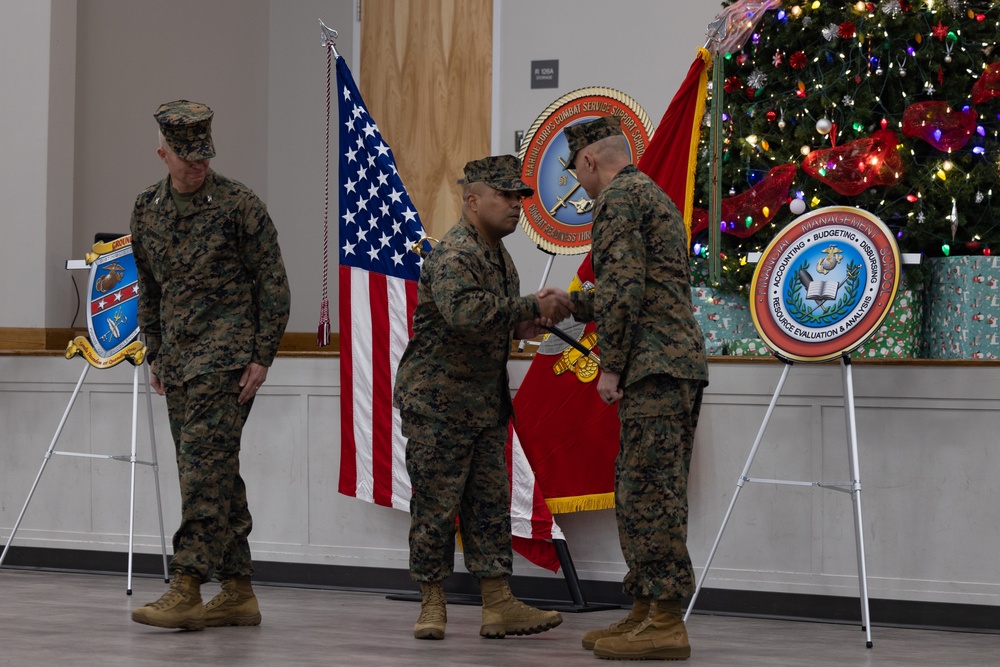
[
  {"xmin": 566, "ymin": 116, "xmax": 708, "ymax": 660},
  {"xmin": 392, "ymin": 155, "xmax": 566, "ymax": 640},
  {"xmin": 130, "ymin": 100, "xmax": 290, "ymax": 631}
]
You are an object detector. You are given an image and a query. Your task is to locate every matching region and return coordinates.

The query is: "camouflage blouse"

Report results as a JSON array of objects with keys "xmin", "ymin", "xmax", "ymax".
[
  {"xmin": 130, "ymin": 170, "xmax": 290, "ymax": 386},
  {"xmin": 393, "ymin": 216, "xmax": 538, "ymax": 427},
  {"xmin": 572, "ymin": 164, "xmax": 707, "ymax": 386}
]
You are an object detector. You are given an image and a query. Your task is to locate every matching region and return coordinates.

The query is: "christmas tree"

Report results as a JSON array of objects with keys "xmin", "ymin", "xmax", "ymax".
[{"xmin": 695, "ymin": 0, "xmax": 1000, "ymax": 292}]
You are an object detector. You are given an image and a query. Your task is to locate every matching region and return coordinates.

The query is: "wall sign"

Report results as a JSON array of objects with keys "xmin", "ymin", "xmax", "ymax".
[{"xmin": 531, "ymin": 60, "xmax": 559, "ymax": 89}]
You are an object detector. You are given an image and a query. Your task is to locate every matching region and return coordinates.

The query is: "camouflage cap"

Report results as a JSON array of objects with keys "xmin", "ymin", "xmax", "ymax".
[
  {"xmin": 154, "ymin": 100, "xmax": 216, "ymax": 161},
  {"xmin": 462, "ymin": 155, "xmax": 534, "ymax": 196},
  {"xmin": 564, "ymin": 115, "xmax": 624, "ymax": 170}
]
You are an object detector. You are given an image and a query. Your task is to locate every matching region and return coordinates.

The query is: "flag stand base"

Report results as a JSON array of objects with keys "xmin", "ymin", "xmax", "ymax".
[{"xmin": 386, "ymin": 539, "xmax": 620, "ymax": 613}]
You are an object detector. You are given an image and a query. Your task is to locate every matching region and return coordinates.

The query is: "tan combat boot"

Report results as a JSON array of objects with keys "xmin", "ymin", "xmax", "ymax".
[
  {"xmin": 204, "ymin": 577, "xmax": 262, "ymax": 627},
  {"xmin": 479, "ymin": 576, "xmax": 563, "ymax": 638},
  {"xmin": 131, "ymin": 572, "xmax": 205, "ymax": 631},
  {"xmin": 413, "ymin": 581, "xmax": 447, "ymax": 639},
  {"xmin": 593, "ymin": 599, "xmax": 690, "ymax": 660},
  {"xmin": 581, "ymin": 597, "xmax": 650, "ymax": 650}
]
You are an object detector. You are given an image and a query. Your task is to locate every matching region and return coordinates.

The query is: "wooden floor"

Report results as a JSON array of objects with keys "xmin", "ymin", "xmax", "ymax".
[{"xmin": 0, "ymin": 569, "xmax": 996, "ymax": 666}]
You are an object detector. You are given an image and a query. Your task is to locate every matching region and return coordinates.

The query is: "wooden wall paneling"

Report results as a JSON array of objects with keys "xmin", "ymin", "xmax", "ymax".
[{"xmin": 360, "ymin": 0, "xmax": 492, "ymax": 241}]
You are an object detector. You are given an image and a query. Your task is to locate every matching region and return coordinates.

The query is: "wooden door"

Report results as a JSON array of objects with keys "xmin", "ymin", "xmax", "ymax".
[{"xmin": 360, "ymin": 0, "xmax": 492, "ymax": 241}]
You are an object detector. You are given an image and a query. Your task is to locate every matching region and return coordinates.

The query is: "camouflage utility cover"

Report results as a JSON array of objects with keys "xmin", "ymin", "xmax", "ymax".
[
  {"xmin": 564, "ymin": 115, "xmax": 623, "ymax": 169},
  {"xmin": 130, "ymin": 170, "xmax": 290, "ymax": 386},
  {"xmin": 571, "ymin": 164, "xmax": 708, "ymax": 386},
  {"xmin": 154, "ymin": 99, "xmax": 216, "ymax": 161},
  {"xmin": 393, "ymin": 217, "xmax": 539, "ymax": 427},
  {"xmin": 461, "ymin": 155, "xmax": 534, "ymax": 196}
]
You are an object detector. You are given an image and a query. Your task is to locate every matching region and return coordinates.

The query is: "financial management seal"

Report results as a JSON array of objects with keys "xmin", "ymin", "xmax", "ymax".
[
  {"xmin": 750, "ymin": 206, "xmax": 900, "ymax": 362},
  {"xmin": 517, "ymin": 87, "xmax": 653, "ymax": 255}
]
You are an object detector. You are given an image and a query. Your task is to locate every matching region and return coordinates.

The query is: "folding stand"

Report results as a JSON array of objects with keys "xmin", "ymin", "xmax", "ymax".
[
  {"xmin": 0, "ymin": 359, "xmax": 169, "ymax": 595},
  {"xmin": 684, "ymin": 352, "xmax": 873, "ymax": 648}
]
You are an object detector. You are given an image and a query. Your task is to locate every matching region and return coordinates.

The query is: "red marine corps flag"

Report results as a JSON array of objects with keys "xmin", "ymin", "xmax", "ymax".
[
  {"xmin": 323, "ymin": 36, "xmax": 563, "ymax": 571},
  {"xmin": 512, "ymin": 255, "xmax": 619, "ymax": 512},
  {"xmin": 636, "ymin": 47, "xmax": 712, "ymax": 244}
]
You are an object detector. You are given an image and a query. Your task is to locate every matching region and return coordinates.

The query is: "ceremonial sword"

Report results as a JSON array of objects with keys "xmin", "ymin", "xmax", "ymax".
[{"xmin": 542, "ymin": 324, "xmax": 601, "ymax": 367}]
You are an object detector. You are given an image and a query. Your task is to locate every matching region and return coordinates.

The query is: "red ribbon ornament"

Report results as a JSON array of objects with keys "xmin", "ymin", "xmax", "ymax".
[
  {"xmin": 901, "ymin": 101, "xmax": 977, "ymax": 152},
  {"xmin": 802, "ymin": 129, "xmax": 903, "ymax": 196},
  {"xmin": 971, "ymin": 62, "xmax": 1000, "ymax": 104},
  {"xmin": 692, "ymin": 163, "xmax": 798, "ymax": 239}
]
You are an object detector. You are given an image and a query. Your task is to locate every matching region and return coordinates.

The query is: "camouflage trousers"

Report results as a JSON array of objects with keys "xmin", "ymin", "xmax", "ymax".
[
  {"xmin": 616, "ymin": 374, "xmax": 705, "ymax": 601},
  {"xmin": 402, "ymin": 411, "xmax": 513, "ymax": 582},
  {"xmin": 165, "ymin": 370, "xmax": 254, "ymax": 582}
]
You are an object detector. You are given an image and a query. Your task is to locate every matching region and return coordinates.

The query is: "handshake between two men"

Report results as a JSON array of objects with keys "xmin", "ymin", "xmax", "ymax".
[{"xmin": 515, "ymin": 287, "xmax": 575, "ymax": 341}]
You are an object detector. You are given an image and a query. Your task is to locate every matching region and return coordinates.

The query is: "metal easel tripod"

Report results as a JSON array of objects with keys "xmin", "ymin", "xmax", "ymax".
[
  {"xmin": 684, "ymin": 352, "xmax": 873, "ymax": 648},
  {"xmin": 0, "ymin": 356, "xmax": 170, "ymax": 595}
]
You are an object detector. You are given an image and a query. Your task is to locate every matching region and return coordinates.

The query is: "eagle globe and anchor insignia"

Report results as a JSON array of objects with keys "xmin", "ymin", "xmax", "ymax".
[
  {"xmin": 750, "ymin": 207, "xmax": 900, "ymax": 363},
  {"xmin": 65, "ymin": 235, "xmax": 146, "ymax": 369},
  {"xmin": 517, "ymin": 87, "xmax": 653, "ymax": 255}
]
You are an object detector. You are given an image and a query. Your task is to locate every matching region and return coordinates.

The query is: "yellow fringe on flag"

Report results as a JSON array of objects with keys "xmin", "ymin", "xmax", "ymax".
[{"xmin": 545, "ymin": 493, "xmax": 615, "ymax": 515}]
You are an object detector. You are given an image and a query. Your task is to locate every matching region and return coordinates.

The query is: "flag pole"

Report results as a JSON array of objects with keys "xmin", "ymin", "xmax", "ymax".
[
  {"xmin": 316, "ymin": 19, "xmax": 340, "ymax": 346},
  {"xmin": 705, "ymin": 20, "xmax": 726, "ymax": 288},
  {"xmin": 320, "ymin": 19, "xmax": 339, "ymax": 58}
]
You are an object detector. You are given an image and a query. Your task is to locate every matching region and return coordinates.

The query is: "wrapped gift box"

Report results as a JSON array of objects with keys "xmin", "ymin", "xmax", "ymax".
[
  {"xmin": 690, "ymin": 286, "xmax": 756, "ymax": 356},
  {"xmin": 727, "ymin": 337, "xmax": 773, "ymax": 357},
  {"xmin": 852, "ymin": 271, "xmax": 924, "ymax": 359},
  {"xmin": 923, "ymin": 256, "xmax": 1000, "ymax": 360}
]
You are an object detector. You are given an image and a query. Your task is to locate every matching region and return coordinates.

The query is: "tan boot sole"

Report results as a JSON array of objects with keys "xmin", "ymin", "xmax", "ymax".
[
  {"xmin": 480, "ymin": 614, "xmax": 562, "ymax": 639},
  {"xmin": 131, "ymin": 609, "xmax": 206, "ymax": 631},
  {"xmin": 413, "ymin": 626, "xmax": 445, "ymax": 640},
  {"xmin": 593, "ymin": 644, "xmax": 691, "ymax": 660},
  {"xmin": 204, "ymin": 612, "xmax": 262, "ymax": 627}
]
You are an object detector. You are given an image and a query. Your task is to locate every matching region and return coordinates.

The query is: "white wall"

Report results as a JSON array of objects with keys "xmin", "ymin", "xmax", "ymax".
[
  {"xmin": 3, "ymin": 356, "xmax": 998, "ymax": 609},
  {"xmin": 266, "ymin": 0, "xmax": 356, "ymax": 337},
  {"xmin": 0, "ymin": 0, "xmax": 76, "ymax": 327}
]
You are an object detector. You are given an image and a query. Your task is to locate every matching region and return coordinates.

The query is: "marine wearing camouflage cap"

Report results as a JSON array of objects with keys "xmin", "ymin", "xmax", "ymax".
[
  {"xmin": 462, "ymin": 155, "xmax": 534, "ymax": 197},
  {"xmin": 154, "ymin": 100, "xmax": 216, "ymax": 161},
  {"xmin": 564, "ymin": 115, "xmax": 624, "ymax": 170}
]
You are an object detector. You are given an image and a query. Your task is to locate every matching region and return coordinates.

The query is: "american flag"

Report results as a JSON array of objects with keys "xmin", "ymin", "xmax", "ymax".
[{"xmin": 332, "ymin": 54, "xmax": 564, "ymax": 571}]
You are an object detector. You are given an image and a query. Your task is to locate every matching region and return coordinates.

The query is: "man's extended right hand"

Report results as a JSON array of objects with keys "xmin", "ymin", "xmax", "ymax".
[{"xmin": 535, "ymin": 287, "xmax": 574, "ymax": 326}]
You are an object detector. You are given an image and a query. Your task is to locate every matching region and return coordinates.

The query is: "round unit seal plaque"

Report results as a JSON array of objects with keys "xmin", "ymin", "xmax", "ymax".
[
  {"xmin": 750, "ymin": 206, "xmax": 900, "ymax": 362},
  {"xmin": 518, "ymin": 87, "xmax": 653, "ymax": 255}
]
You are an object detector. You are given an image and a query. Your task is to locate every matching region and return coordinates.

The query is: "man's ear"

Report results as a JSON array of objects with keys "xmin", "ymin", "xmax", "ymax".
[{"xmin": 465, "ymin": 192, "xmax": 479, "ymax": 213}]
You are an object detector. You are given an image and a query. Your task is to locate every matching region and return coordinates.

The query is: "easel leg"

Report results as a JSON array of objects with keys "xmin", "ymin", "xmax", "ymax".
[
  {"xmin": 127, "ymin": 364, "xmax": 140, "ymax": 594},
  {"xmin": 0, "ymin": 362, "xmax": 90, "ymax": 567},
  {"xmin": 684, "ymin": 361, "xmax": 793, "ymax": 622},
  {"xmin": 517, "ymin": 253, "xmax": 555, "ymax": 353},
  {"xmin": 841, "ymin": 354, "xmax": 873, "ymax": 648}
]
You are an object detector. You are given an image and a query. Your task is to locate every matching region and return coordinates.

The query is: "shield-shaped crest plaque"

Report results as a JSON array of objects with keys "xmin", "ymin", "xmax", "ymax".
[{"xmin": 66, "ymin": 235, "xmax": 145, "ymax": 368}]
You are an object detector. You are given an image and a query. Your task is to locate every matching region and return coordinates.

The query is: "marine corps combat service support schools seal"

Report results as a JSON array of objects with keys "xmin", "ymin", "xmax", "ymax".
[
  {"xmin": 751, "ymin": 207, "xmax": 900, "ymax": 363},
  {"xmin": 517, "ymin": 87, "xmax": 652, "ymax": 254}
]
